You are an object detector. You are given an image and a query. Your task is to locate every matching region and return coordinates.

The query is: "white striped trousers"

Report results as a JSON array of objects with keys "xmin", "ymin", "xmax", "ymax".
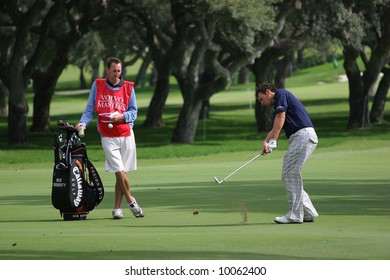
[{"xmin": 282, "ymin": 127, "xmax": 318, "ymax": 222}]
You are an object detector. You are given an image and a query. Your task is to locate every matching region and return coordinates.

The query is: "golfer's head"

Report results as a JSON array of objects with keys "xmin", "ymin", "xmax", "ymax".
[
  {"xmin": 106, "ymin": 57, "xmax": 122, "ymax": 85},
  {"xmin": 256, "ymin": 82, "xmax": 276, "ymax": 107}
]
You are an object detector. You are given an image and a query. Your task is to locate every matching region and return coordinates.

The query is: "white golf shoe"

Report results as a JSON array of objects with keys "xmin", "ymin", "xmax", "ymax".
[
  {"xmin": 112, "ymin": 208, "xmax": 124, "ymax": 219},
  {"xmin": 128, "ymin": 197, "xmax": 144, "ymax": 218},
  {"xmin": 274, "ymin": 216, "xmax": 302, "ymax": 224}
]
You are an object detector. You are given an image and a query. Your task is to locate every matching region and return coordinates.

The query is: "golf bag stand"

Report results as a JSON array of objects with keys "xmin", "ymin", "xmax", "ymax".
[{"xmin": 52, "ymin": 120, "xmax": 104, "ymax": 220}]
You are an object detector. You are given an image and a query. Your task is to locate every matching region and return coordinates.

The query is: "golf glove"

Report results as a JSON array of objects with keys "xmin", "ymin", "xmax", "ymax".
[{"xmin": 267, "ymin": 139, "xmax": 277, "ymax": 152}]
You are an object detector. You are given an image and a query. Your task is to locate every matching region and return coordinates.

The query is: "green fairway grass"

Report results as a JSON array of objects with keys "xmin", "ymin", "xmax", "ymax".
[
  {"xmin": 1, "ymin": 63, "xmax": 389, "ymax": 260},
  {"xmin": 1, "ymin": 144, "xmax": 389, "ymax": 260}
]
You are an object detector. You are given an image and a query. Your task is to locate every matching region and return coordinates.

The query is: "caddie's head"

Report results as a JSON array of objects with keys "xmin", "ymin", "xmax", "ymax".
[{"xmin": 105, "ymin": 57, "xmax": 122, "ymax": 86}]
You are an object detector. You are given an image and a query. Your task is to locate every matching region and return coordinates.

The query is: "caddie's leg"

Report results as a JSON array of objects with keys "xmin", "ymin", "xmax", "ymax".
[
  {"xmin": 115, "ymin": 171, "xmax": 132, "ymax": 205},
  {"xmin": 114, "ymin": 180, "xmax": 123, "ymax": 209},
  {"xmin": 115, "ymin": 171, "xmax": 144, "ymax": 218}
]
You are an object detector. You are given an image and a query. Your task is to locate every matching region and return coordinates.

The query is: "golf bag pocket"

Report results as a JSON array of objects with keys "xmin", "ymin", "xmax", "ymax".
[{"xmin": 52, "ymin": 167, "xmax": 71, "ymax": 210}]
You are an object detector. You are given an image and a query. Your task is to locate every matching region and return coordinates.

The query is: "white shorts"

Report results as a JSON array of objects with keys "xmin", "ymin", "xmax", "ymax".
[{"xmin": 101, "ymin": 131, "xmax": 137, "ymax": 173}]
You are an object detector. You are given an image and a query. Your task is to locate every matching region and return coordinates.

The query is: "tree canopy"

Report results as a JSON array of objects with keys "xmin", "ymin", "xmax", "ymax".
[{"xmin": 1, "ymin": 0, "xmax": 389, "ymax": 144}]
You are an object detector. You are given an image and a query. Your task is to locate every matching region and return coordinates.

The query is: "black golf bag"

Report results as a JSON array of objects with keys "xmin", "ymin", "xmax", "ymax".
[{"xmin": 52, "ymin": 120, "xmax": 104, "ymax": 220}]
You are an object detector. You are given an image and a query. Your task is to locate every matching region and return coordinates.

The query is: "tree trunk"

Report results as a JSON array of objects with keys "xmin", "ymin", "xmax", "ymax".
[
  {"xmin": 149, "ymin": 66, "xmax": 158, "ymax": 86},
  {"xmin": 135, "ymin": 54, "xmax": 151, "ymax": 88},
  {"xmin": 251, "ymin": 50, "xmax": 278, "ymax": 132},
  {"xmin": 3, "ymin": 0, "xmax": 50, "ymax": 144},
  {"xmin": 8, "ymin": 77, "xmax": 28, "ymax": 144},
  {"xmin": 274, "ymin": 52, "xmax": 294, "ymax": 89},
  {"xmin": 370, "ymin": 68, "xmax": 390, "ymax": 123},
  {"xmin": 91, "ymin": 60, "xmax": 100, "ymax": 84},
  {"xmin": 238, "ymin": 67, "xmax": 249, "ymax": 85},
  {"xmin": 369, "ymin": 7, "xmax": 390, "ymax": 123},
  {"xmin": 255, "ymin": 103, "xmax": 274, "ymax": 133},
  {"xmin": 31, "ymin": 90, "xmax": 52, "ymax": 132},
  {"xmin": 199, "ymin": 99, "xmax": 210, "ymax": 120},
  {"xmin": 171, "ymin": 99, "xmax": 202, "ymax": 144},
  {"xmin": 79, "ymin": 63, "xmax": 87, "ymax": 89},
  {"xmin": 0, "ymin": 80, "xmax": 8, "ymax": 115},
  {"xmin": 30, "ymin": 73, "xmax": 55, "ymax": 132},
  {"xmin": 30, "ymin": 32, "xmax": 72, "ymax": 132},
  {"xmin": 296, "ymin": 48, "xmax": 304, "ymax": 67},
  {"xmin": 343, "ymin": 48, "xmax": 370, "ymax": 129},
  {"xmin": 143, "ymin": 71, "xmax": 170, "ymax": 128}
]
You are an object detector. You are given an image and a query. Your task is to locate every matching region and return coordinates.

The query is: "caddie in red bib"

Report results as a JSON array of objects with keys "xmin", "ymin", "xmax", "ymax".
[
  {"xmin": 76, "ymin": 56, "xmax": 144, "ymax": 220},
  {"xmin": 95, "ymin": 78, "xmax": 134, "ymax": 137}
]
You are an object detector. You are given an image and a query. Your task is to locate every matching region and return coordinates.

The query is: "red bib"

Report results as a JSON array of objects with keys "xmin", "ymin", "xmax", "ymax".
[{"xmin": 95, "ymin": 79, "xmax": 134, "ymax": 137}]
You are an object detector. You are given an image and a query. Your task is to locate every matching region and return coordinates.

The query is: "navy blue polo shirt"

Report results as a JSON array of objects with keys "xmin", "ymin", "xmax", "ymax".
[{"xmin": 274, "ymin": 89, "xmax": 313, "ymax": 138}]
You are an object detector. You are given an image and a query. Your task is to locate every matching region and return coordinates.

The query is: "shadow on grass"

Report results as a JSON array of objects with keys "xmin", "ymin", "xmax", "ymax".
[
  {"xmin": 1, "ymin": 179, "xmax": 389, "ymax": 217},
  {"xmin": 0, "ymin": 249, "xmax": 309, "ymax": 260},
  {"xmin": 1, "ymin": 178, "xmax": 388, "ymax": 260}
]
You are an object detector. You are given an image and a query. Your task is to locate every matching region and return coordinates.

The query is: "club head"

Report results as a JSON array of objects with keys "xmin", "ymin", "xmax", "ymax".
[{"xmin": 214, "ymin": 176, "xmax": 223, "ymax": 184}]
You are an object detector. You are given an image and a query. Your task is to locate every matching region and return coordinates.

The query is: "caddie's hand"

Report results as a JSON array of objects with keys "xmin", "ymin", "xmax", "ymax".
[
  {"xmin": 75, "ymin": 123, "xmax": 83, "ymax": 130},
  {"xmin": 109, "ymin": 112, "xmax": 124, "ymax": 123},
  {"xmin": 75, "ymin": 122, "xmax": 86, "ymax": 137}
]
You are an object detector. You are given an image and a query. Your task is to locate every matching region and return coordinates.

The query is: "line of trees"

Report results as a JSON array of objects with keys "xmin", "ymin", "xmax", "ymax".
[{"xmin": 1, "ymin": 0, "xmax": 389, "ymax": 145}]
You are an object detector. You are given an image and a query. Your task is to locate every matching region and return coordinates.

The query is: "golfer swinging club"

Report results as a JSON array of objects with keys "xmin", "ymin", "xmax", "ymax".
[
  {"xmin": 76, "ymin": 57, "xmax": 144, "ymax": 220},
  {"xmin": 256, "ymin": 82, "xmax": 318, "ymax": 224}
]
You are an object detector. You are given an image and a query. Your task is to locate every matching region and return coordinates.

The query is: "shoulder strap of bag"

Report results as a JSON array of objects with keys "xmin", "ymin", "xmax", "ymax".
[{"xmin": 84, "ymin": 149, "xmax": 104, "ymax": 205}]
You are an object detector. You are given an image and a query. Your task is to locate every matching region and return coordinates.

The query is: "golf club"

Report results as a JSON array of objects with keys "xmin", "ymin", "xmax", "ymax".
[{"xmin": 214, "ymin": 139, "xmax": 277, "ymax": 184}]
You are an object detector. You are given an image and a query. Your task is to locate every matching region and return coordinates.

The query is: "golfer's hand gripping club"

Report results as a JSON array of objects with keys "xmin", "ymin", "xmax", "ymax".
[{"xmin": 262, "ymin": 139, "xmax": 277, "ymax": 155}]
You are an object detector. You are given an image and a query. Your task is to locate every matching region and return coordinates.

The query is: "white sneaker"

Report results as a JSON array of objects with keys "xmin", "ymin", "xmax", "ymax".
[
  {"xmin": 274, "ymin": 216, "xmax": 302, "ymax": 224},
  {"xmin": 112, "ymin": 208, "xmax": 124, "ymax": 219},
  {"xmin": 128, "ymin": 197, "xmax": 144, "ymax": 218}
]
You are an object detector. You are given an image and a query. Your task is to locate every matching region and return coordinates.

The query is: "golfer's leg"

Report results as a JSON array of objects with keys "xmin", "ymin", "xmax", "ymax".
[
  {"xmin": 282, "ymin": 149, "xmax": 304, "ymax": 222},
  {"xmin": 301, "ymin": 135, "xmax": 319, "ymax": 218},
  {"xmin": 302, "ymin": 190, "xmax": 318, "ymax": 218}
]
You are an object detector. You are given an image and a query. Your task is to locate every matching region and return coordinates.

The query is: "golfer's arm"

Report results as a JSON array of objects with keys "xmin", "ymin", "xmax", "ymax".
[{"xmin": 265, "ymin": 111, "xmax": 285, "ymax": 142}]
